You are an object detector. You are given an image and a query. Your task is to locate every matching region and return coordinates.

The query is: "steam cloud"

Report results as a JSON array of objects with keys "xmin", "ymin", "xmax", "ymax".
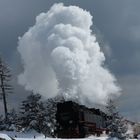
[{"xmin": 17, "ymin": 3, "xmax": 120, "ymax": 106}]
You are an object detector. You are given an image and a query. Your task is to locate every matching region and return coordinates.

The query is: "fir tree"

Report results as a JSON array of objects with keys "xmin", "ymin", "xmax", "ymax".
[
  {"xmin": 18, "ymin": 93, "xmax": 43, "ymax": 131},
  {"xmin": 43, "ymin": 96, "xmax": 64, "ymax": 137},
  {"xmin": 18, "ymin": 93, "xmax": 64, "ymax": 137},
  {"xmin": 18, "ymin": 93, "xmax": 49, "ymax": 134},
  {"xmin": 31, "ymin": 101, "xmax": 48, "ymax": 133},
  {"xmin": 5, "ymin": 109, "xmax": 17, "ymax": 131},
  {"xmin": 106, "ymin": 99, "xmax": 128, "ymax": 140}
]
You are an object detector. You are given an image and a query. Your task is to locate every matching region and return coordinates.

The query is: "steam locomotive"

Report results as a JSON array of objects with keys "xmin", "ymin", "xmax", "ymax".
[{"xmin": 56, "ymin": 101, "xmax": 108, "ymax": 138}]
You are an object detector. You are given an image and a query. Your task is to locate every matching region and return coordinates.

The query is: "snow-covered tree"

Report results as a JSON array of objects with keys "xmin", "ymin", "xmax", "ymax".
[
  {"xmin": 0, "ymin": 109, "xmax": 17, "ymax": 131},
  {"xmin": 18, "ymin": 93, "xmax": 46, "ymax": 132},
  {"xmin": 18, "ymin": 93, "xmax": 64, "ymax": 137},
  {"xmin": 4, "ymin": 109, "xmax": 18, "ymax": 131},
  {"xmin": 43, "ymin": 96, "xmax": 64, "ymax": 137},
  {"xmin": 106, "ymin": 99, "xmax": 128, "ymax": 140}
]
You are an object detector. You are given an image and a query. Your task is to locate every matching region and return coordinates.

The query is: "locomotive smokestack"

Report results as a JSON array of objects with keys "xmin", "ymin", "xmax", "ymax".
[{"xmin": 17, "ymin": 3, "xmax": 121, "ymax": 106}]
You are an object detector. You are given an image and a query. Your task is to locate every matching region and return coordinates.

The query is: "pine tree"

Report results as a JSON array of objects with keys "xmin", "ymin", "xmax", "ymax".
[
  {"xmin": 5, "ymin": 109, "xmax": 17, "ymax": 131},
  {"xmin": 0, "ymin": 56, "xmax": 13, "ymax": 121},
  {"xmin": 18, "ymin": 93, "xmax": 41, "ymax": 131},
  {"xmin": 18, "ymin": 93, "xmax": 48, "ymax": 133},
  {"xmin": 18, "ymin": 93, "xmax": 64, "ymax": 137},
  {"xmin": 43, "ymin": 96, "xmax": 64, "ymax": 137},
  {"xmin": 43, "ymin": 98, "xmax": 57, "ymax": 137},
  {"xmin": 106, "ymin": 99, "xmax": 128, "ymax": 140}
]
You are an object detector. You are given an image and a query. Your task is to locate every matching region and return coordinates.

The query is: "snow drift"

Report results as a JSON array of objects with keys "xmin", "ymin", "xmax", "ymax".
[{"xmin": 17, "ymin": 3, "xmax": 120, "ymax": 106}]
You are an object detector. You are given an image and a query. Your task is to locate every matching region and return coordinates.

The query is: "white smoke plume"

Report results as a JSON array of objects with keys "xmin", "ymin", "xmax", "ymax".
[{"xmin": 17, "ymin": 3, "xmax": 120, "ymax": 106}]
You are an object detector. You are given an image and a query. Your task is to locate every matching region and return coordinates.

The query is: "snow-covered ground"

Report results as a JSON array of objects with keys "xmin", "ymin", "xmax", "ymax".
[{"xmin": 0, "ymin": 131, "xmax": 138, "ymax": 140}]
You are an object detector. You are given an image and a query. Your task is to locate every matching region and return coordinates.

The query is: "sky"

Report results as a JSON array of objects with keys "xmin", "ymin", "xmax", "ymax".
[{"xmin": 0, "ymin": 0, "xmax": 140, "ymax": 121}]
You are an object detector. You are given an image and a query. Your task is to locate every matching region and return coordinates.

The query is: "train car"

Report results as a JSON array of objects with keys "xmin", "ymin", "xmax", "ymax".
[{"xmin": 56, "ymin": 101, "xmax": 108, "ymax": 138}]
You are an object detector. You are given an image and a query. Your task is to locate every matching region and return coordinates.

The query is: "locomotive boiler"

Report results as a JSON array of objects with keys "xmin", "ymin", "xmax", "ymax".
[{"xmin": 56, "ymin": 101, "xmax": 108, "ymax": 138}]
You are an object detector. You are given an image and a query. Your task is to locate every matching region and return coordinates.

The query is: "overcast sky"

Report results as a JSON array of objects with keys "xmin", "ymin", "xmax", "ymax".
[{"xmin": 0, "ymin": 0, "xmax": 140, "ymax": 121}]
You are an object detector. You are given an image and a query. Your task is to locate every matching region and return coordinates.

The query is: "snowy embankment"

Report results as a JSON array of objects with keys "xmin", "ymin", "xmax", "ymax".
[
  {"xmin": 0, "ymin": 131, "xmax": 106, "ymax": 140},
  {"xmin": 0, "ymin": 131, "xmax": 138, "ymax": 140},
  {"xmin": 0, "ymin": 132, "xmax": 107, "ymax": 140}
]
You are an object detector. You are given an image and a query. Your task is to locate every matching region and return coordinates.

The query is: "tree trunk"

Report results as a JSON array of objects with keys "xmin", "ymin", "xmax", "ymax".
[{"xmin": 0, "ymin": 73, "xmax": 8, "ymax": 121}]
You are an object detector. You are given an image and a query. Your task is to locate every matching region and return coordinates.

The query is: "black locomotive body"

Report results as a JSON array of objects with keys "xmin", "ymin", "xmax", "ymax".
[{"xmin": 56, "ymin": 101, "xmax": 108, "ymax": 138}]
